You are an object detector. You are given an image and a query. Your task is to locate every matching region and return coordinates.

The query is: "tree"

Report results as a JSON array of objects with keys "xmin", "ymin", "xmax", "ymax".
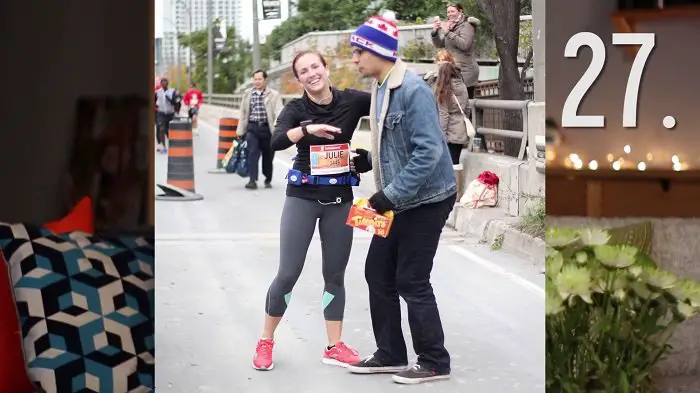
[
  {"xmin": 278, "ymin": 38, "xmax": 370, "ymax": 94},
  {"xmin": 178, "ymin": 27, "xmax": 253, "ymax": 94},
  {"xmin": 166, "ymin": 65, "xmax": 189, "ymax": 92},
  {"xmin": 381, "ymin": 0, "xmax": 495, "ymax": 59},
  {"xmin": 474, "ymin": 0, "xmax": 530, "ymax": 156},
  {"xmin": 377, "ymin": 0, "xmax": 443, "ymax": 21},
  {"xmin": 264, "ymin": 0, "xmax": 376, "ymax": 61}
]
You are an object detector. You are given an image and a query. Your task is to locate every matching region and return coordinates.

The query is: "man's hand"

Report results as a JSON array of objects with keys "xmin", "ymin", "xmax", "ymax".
[
  {"xmin": 351, "ymin": 148, "xmax": 372, "ymax": 174},
  {"xmin": 368, "ymin": 190, "xmax": 395, "ymax": 214}
]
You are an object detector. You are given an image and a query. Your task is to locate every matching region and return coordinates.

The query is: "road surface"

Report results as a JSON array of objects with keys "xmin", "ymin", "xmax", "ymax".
[{"xmin": 154, "ymin": 116, "xmax": 545, "ymax": 393}]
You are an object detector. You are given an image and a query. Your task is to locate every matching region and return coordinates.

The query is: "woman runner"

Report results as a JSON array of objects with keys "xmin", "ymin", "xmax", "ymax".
[{"xmin": 252, "ymin": 50, "xmax": 372, "ymax": 371}]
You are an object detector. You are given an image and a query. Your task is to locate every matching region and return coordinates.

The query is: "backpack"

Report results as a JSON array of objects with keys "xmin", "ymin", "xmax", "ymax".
[{"xmin": 224, "ymin": 139, "xmax": 249, "ymax": 177}]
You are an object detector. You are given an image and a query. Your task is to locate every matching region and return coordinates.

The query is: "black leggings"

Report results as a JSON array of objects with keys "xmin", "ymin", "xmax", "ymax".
[
  {"xmin": 447, "ymin": 143, "xmax": 463, "ymax": 165},
  {"xmin": 156, "ymin": 112, "xmax": 174, "ymax": 145},
  {"xmin": 265, "ymin": 197, "xmax": 353, "ymax": 321}
]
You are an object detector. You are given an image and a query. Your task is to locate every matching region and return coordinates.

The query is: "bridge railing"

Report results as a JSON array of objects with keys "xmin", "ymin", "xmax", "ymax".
[{"xmin": 203, "ymin": 91, "xmax": 539, "ymax": 163}]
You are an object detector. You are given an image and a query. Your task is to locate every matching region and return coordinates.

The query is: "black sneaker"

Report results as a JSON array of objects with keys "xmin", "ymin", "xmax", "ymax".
[
  {"xmin": 264, "ymin": 181, "xmax": 272, "ymax": 189},
  {"xmin": 391, "ymin": 364, "xmax": 450, "ymax": 384},
  {"xmin": 245, "ymin": 181, "xmax": 257, "ymax": 190},
  {"xmin": 346, "ymin": 355, "xmax": 407, "ymax": 374}
]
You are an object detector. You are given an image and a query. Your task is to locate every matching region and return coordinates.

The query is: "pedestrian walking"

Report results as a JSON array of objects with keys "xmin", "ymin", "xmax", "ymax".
[
  {"xmin": 183, "ymin": 82, "xmax": 203, "ymax": 136},
  {"xmin": 347, "ymin": 14, "xmax": 458, "ymax": 385},
  {"xmin": 236, "ymin": 70, "xmax": 284, "ymax": 189},
  {"xmin": 251, "ymin": 50, "xmax": 371, "ymax": 371},
  {"xmin": 434, "ymin": 62, "xmax": 470, "ymax": 164},
  {"xmin": 155, "ymin": 77, "xmax": 178, "ymax": 154}
]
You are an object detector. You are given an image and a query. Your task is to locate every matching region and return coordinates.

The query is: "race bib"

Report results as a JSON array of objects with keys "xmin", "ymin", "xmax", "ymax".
[
  {"xmin": 191, "ymin": 96, "xmax": 199, "ymax": 105},
  {"xmin": 310, "ymin": 143, "xmax": 350, "ymax": 175}
]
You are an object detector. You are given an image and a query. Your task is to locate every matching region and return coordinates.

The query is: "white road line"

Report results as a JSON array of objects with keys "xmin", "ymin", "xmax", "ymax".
[
  {"xmin": 447, "ymin": 245, "xmax": 545, "ymax": 298},
  {"xmin": 156, "ymin": 231, "xmax": 465, "ymax": 242},
  {"xmin": 157, "ymin": 232, "xmax": 372, "ymax": 241}
]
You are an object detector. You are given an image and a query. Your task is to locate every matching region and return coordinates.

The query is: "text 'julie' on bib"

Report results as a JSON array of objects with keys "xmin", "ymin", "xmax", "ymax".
[{"xmin": 310, "ymin": 143, "xmax": 350, "ymax": 176}]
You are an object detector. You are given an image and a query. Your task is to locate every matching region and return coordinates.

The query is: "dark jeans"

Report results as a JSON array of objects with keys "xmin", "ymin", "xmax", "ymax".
[
  {"xmin": 156, "ymin": 112, "xmax": 174, "ymax": 145},
  {"xmin": 246, "ymin": 122, "xmax": 274, "ymax": 182},
  {"xmin": 364, "ymin": 193, "xmax": 456, "ymax": 373}
]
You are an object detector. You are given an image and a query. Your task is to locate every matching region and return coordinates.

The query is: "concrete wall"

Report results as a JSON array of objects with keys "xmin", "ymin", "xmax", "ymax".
[
  {"xmin": 0, "ymin": 1, "xmax": 151, "ymax": 224},
  {"xmin": 546, "ymin": 1, "xmax": 700, "ymax": 170},
  {"xmin": 459, "ymin": 102, "xmax": 545, "ymax": 218}
]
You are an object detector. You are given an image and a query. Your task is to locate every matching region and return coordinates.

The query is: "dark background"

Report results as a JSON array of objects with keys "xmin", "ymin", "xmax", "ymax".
[{"xmin": 0, "ymin": 0, "xmax": 153, "ymax": 226}]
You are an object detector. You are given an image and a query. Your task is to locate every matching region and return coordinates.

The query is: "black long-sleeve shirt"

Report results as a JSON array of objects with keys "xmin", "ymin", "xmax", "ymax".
[{"xmin": 271, "ymin": 88, "xmax": 371, "ymax": 203}]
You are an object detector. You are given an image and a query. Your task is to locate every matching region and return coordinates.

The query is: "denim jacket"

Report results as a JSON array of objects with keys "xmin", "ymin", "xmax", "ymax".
[{"xmin": 369, "ymin": 59, "xmax": 457, "ymax": 213}]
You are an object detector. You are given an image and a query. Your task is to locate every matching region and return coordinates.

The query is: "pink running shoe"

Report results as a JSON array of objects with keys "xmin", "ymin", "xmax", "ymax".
[
  {"xmin": 322, "ymin": 341, "xmax": 361, "ymax": 368},
  {"xmin": 252, "ymin": 338, "xmax": 275, "ymax": 370}
]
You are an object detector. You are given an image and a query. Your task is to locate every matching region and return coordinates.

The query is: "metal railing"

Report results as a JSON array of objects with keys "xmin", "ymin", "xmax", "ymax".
[
  {"xmin": 203, "ymin": 92, "xmax": 538, "ymax": 163},
  {"xmin": 470, "ymin": 99, "xmax": 531, "ymax": 161},
  {"xmin": 203, "ymin": 77, "xmax": 534, "ymax": 108}
]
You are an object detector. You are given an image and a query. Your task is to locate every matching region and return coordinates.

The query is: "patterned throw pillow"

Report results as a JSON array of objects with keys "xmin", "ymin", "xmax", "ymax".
[{"xmin": 0, "ymin": 223, "xmax": 154, "ymax": 393}]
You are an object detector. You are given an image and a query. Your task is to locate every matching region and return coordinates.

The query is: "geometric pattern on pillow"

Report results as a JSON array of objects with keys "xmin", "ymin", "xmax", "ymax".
[{"xmin": 0, "ymin": 223, "xmax": 154, "ymax": 393}]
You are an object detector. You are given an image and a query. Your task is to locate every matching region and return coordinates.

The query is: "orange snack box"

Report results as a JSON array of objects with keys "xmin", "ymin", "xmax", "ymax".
[{"xmin": 346, "ymin": 199, "xmax": 394, "ymax": 238}]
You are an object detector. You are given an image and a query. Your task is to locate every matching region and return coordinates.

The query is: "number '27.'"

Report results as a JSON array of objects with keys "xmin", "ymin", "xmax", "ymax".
[{"xmin": 562, "ymin": 32, "xmax": 655, "ymax": 128}]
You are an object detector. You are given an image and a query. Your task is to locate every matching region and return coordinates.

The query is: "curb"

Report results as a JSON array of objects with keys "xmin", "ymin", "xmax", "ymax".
[
  {"xmin": 447, "ymin": 205, "xmax": 545, "ymax": 268},
  {"xmin": 485, "ymin": 220, "xmax": 545, "ymax": 269}
]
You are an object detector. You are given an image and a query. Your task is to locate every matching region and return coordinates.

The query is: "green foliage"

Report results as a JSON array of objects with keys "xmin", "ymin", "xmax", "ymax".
[
  {"xmin": 519, "ymin": 19, "xmax": 532, "ymax": 55},
  {"xmin": 545, "ymin": 227, "xmax": 700, "ymax": 392},
  {"xmin": 401, "ymin": 38, "xmax": 435, "ymax": 61},
  {"xmin": 178, "ymin": 27, "xmax": 252, "ymax": 93},
  {"xmin": 264, "ymin": 0, "xmax": 375, "ymax": 61},
  {"xmin": 380, "ymin": 0, "xmax": 444, "ymax": 21},
  {"xmin": 518, "ymin": 196, "xmax": 544, "ymax": 239}
]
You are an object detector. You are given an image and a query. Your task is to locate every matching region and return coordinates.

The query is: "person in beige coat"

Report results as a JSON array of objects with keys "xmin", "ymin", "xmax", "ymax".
[
  {"xmin": 434, "ymin": 62, "xmax": 469, "ymax": 164},
  {"xmin": 431, "ymin": 4, "xmax": 479, "ymax": 96},
  {"xmin": 237, "ymin": 70, "xmax": 284, "ymax": 189},
  {"xmin": 432, "ymin": 4, "xmax": 484, "ymax": 151}
]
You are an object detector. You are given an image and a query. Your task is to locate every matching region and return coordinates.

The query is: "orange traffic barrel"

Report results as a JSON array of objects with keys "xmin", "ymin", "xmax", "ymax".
[
  {"xmin": 155, "ymin": 120, "xmax": 203, "ymax": 201},
  {"xmin": 213, "ymin": 117, "xmax": 238, "ymax": 171}
]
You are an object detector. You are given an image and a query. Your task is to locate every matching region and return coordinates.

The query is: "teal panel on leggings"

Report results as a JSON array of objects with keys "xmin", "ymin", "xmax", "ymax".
[
  {"xmin": 284, "ymin": 292, "xmax": 292, "ymax": 305},
  {"xmin": 322, "ymin": 291, "xmax": 335, "ymax": 310}
]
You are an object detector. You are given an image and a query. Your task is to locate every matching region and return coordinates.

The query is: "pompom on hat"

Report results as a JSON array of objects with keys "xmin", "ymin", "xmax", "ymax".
[{"xmin": 350, "ymin": 11, "xmax": 400, "ymax": 62}]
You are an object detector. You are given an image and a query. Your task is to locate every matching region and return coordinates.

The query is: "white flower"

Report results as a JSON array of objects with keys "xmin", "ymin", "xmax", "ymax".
[
  {"xmin": 578, "ymin": 228, "xmax": 610, "ymax": 246},
  {"xmin": 594, "ymin": 245, "xmax": 637, "ymax": 269},
  {"xmin": 645, "ymin": 268, "xmax": 677, "ymax": 290},
  {"xmin": 575, "ymin": 251, "xmax": 588, "ymax": 264},
  {"xmin": 677, "ymin": 303, "xmax": 696, "ymax": 319},
  {"xmin": 555, "ymin": 265, "xmax": 593, "ymax": 304}
]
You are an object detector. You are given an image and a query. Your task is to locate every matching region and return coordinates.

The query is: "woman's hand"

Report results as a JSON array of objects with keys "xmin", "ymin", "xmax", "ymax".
[
  {"xmin": 306, "ymin": 124, "xmax": 342, "ymax": 139},
  {"xmin": 441, "ymin": 21, "xmax": 452, "ymax": 33},
  {"xmin": 432, "ymin": 18, "xmax": 440, "ymax": 31}
]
